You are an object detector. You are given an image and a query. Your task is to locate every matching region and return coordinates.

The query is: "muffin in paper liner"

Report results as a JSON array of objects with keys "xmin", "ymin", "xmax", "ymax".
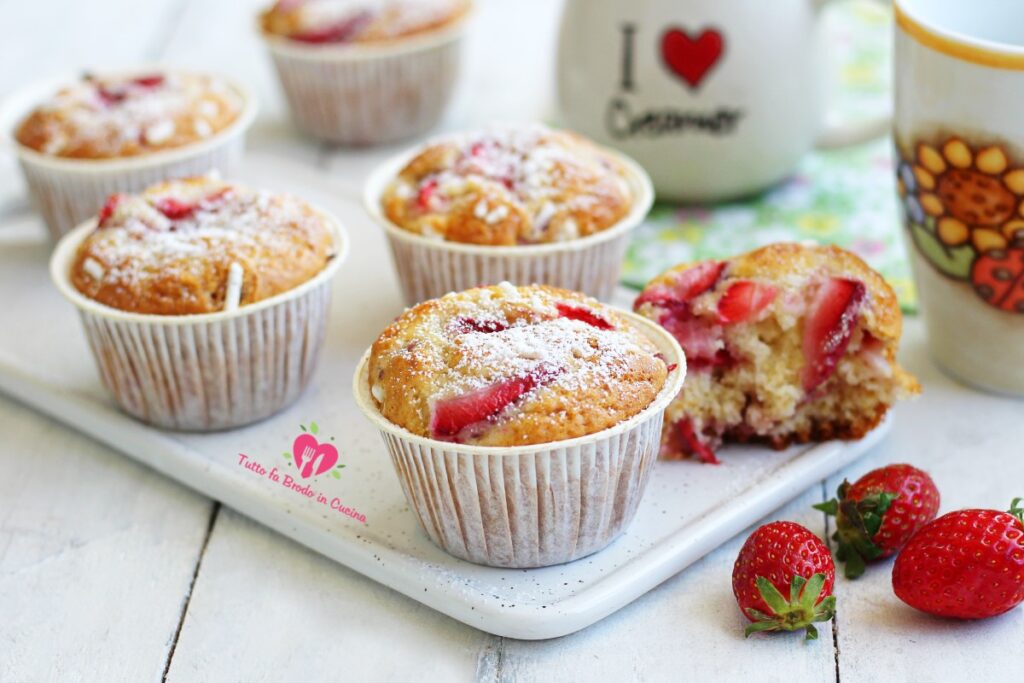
[
  {"xmin": 49, "ymin": 210, "xmax": 347, "ymax": 431},
  {"xmin": 353, "ymin": 310, "xmax": 685, "ymax": 568},
  {"xmin": 260, "ymin": 15, "xmax": 467, "ymax": 146},
  {"xmin": 363, "ymin": 141, "xmax": 654, "ymax": 306},
  {"xmin": 1, "ymin": 71, "xmax": 257, "ymax": 242}
]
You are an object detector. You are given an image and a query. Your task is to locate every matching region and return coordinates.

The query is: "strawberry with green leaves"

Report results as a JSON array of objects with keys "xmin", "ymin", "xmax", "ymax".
[
  {"xmin": 892, "ymin": 498, "xmax": 1024, "ymax": 620},
  {"xmin": 732, "ymin": 521, "xmax": 837, "ymax": 640},
  {"xmin": 815, "ymin": 464, "xmax": 939, "ymax": 579}
]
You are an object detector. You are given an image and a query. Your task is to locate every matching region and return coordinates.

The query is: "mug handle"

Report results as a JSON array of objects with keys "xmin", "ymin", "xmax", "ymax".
[{"xmin": 813, "ymin": 0, "xmax": 892, "ymax": 149}]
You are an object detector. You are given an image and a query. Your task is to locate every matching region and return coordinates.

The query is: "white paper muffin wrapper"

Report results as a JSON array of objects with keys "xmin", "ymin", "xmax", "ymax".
[
  {"xmin": 265, "ymin": 32, "xmax": 462, "ymax": 145},
  {"xmin": 51, "ymin": 214, "xmax": 345, "ymax": 432},
  {"xmin": 20, "ymin": 136, "xmax": 247, "ymax": 242},
  {"xmin": 354, "ymin": 312, "xmax": 685, "ymax": 568},
  {"xmin": 383, "ymin": 230, "xmax": 631, "ymax": 305},
  {"xmin": 76, "ymin": 282, "xmax": 332, "ymax": 431}
]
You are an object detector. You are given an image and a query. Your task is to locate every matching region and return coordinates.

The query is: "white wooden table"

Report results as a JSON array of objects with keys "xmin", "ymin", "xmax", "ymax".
[{"xmin": 1, "ymin": 1, "xmax": 1021, "ymax": 680}]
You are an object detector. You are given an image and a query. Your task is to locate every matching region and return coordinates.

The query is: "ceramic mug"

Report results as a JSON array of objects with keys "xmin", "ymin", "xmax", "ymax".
[
  {"xmin": 556, "ymin": 0, "xmax": 889, "ymax": 202},
  {"xmin": 893, "ymin": 0, "xmax": 1024, "ymax": 395}
]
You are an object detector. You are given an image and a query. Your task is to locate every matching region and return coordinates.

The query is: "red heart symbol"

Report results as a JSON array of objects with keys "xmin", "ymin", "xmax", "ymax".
[
  {"xmin": 292, "ymin": 433, "xmax": 339, "ymax": 479},
  {"xmin": 660, "ymin": 27, "xmax": 725, "ymax": 89}
]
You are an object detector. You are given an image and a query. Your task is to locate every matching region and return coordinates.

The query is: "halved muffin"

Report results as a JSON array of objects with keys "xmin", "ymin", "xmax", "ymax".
[{"xmin": 634, "ymin": 243, "xmax": 920, "ymax": 463}]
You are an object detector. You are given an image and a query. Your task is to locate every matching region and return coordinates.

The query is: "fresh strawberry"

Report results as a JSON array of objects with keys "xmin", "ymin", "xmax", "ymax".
[
  {"xmin": 132, "ymin": 74, "xmax": 165, "ymax": 88},
  {"xmin": 555, "ymin": 302, "xmax": 614, "ymax": 330},
  {"xmin": 717, "ymin": 281, "xmax": 777, "ymax": 324},
  {"xmin": 802, "ymin": 278, "xmax": 866, "ymax": 392},
  {"xmin": 815, "ymin": 464, "xmax": 940, "ymax": 578},
  {"xmin": 732, "ymin": 521, "xmax": 837, "ymax": 639},
  {"xmin": 430, "ymin": 368, "xmax": 560, "ymax": 439},
  {"xmin": 416, "ymin": 179, "xmax": 438, "ymax": 211},
  {"xmin": 634, "ymin": 261, "xmax": 725, "ymax": 309},
  {"xmin": 290, "ymin": 11, "xmax": 373, "ymax": 43},
  {"xmin": 892, "ymin": 499, "xmax": 1024, "ymax": 619},
  {"xmin": 97, "ymin": 194, "xmax": 124, "ymax": 227}
]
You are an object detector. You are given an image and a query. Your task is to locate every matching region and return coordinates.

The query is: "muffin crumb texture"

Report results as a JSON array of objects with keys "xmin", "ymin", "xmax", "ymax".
[
  {"xmin": 382, "ymin": 124, "xmax": 633, "ymax": 245},
  {"xmin": 261, "ymin": 0, "xmax": 469, "ymax": 44},
  {"xmin": 633, "ymin": 243, "xmax": 920, "ymax": 463},
  {"xmin": 368, "ymin": 284, "xmax": 670, "ymax": 446},
  {"xmin": 16, "ymin": 72, "xmax": 243, "ymax": 159},
  {"xmin": 70, "ymin": 176, "xmax": 336, "ymax": 315}
]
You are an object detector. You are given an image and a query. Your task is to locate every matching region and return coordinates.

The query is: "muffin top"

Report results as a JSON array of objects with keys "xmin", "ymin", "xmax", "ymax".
[
  {"xmin": 367, "ymin": 283, "xmax": 670, "ymax": 446},
  {"xmin": 15, "ymin": 72, "xmax": 244, "ymax": 160},
  {"xmin": 380, "ymin": 124, "xmax": 634, "ymax": 246},
  {"xmin": 70, "ymin": 176, "xmax": 337, "ymax": 315},
  {"xmin": 261, "ymin": 0, "xmax": 469, "ymax": 44}
]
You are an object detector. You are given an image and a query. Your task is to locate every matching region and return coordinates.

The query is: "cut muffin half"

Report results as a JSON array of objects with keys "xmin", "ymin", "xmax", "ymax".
[{"xmin": 633, "ymin": 243, "xmax": 920, "ymax": 464}]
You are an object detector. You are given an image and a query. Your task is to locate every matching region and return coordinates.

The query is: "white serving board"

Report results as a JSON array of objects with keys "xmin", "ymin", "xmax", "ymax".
[{"xmin": 0, "ymin": 154, "xmax": 887, "ymax": 640}]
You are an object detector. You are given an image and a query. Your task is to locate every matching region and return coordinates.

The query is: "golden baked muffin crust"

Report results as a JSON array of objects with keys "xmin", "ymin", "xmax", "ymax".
[
  {"xmin": 261, "ymin": 0, "xmax": 470, "ymax": 44},
  {"xmin": 381, "ymin": 124, "xmax": 633, "ymax": 246},
  {"xmin": 634, "ymin": 243, "xmax": 920, "ymax": 463},
  {"xmin": 70, "ymin": 177, "xmax": 336, "ymax": 315},
  {"xmin": 368, "ymin": 284, "xmax": 669, "ymax": 446},
  {"xmin": 16, "ymin": 72, "xmax": 243, "ymax": 160}
]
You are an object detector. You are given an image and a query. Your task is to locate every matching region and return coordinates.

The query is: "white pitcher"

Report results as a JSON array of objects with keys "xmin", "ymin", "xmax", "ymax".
[{"xmin": 557, "ymin": 0, "xmax": 888, "ymax": 202}]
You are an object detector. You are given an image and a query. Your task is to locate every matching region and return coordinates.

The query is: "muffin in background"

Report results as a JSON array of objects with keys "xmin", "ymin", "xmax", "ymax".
[
  {"xmin": 3, "ymin": 69, "xmax": 255, "ymax": 240},
  {"xmin": 259, "ymin": 0, "xmax": 470, "ymax": 145},
  {"xmin": 51, "ymin": 176, "xmax": 346, "ymax": 431},
  {"xmin": 365, "ymin": 123, "xmax": 654, "ymax": 305},
  {"xmin": 355, "ymin": 283, "xmax": 685, "ymax": 567}
]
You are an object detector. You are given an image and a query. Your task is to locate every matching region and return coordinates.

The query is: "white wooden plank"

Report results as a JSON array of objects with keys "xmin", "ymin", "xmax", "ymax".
[
  {"xmin": 495, "ymin": 488, "xmax": 838, "ymax": 683},
  {"xmin": 164, "ymin": 509, "xmax": 497, "ymax": 683},
  {"xmin": 830, "ymin": 321, "xmax": 1024, "ymax": 683},
  {"xmin": 0, "ymin": 394, "xmax": 215, "ymax": 683}
]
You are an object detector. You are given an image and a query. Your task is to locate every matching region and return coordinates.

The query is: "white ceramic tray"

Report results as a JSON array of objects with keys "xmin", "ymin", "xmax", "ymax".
[{"xmin": 0, "ymin": 155, "xmax": 887, "ymax": 639}]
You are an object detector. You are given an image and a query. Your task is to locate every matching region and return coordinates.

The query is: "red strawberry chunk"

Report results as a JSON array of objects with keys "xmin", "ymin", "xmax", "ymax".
[
  {"xmin": 132, "ymin": 74, "xmax": 165, "ymax": 88},
  {"xmin": 416, "ymin": 179, "xmax": 439, "ymax": 211},
  {"xmin": 97, "ymin": 86, "xmax": 126, "ymax": 106},
  {"xmin": 290, "ymin": 11, "xmax": 373, "ymax": 43},
  {"xmin": 555, "ymin": 302, "xmax": 614, "ymax": 330},
  {"xmin": 430, "ymin": 368, "xmax": 560, "ymax": 439},
  {"xmin": 657, "ymin": 309, "xmax": 726, "ymax": 369},
  {"xmin": 634, "ymin": 261, "xmax": 725, "ymax": 310},
  {"xmin": 97, "ymin": 194, "xmax": 124, "ymax": 227},
  {"xmin": 717, "ymin": 281, "xmax": 777, "ymax": 324},
  {"xmin": 672, "ymin": 418, "xmax": 720, "ymax": 464},
  {"xmin": 154, "ymin": 190, "xmax": 229, "ymax": 221},
  {"xmin": 453, "ymin": 317, "xmax": 508, "ymax": 334},
  {"xmin": 802, "ymin": 278, "xmax": 866, "ymax": 392}
]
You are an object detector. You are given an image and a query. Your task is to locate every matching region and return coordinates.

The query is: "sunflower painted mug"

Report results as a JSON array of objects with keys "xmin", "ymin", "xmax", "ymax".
[
  {"xmin": 894, "ymin": 0, "xmax": 1024, "ymax": 395},
  {"xmin": 556, "ymin": 0, "xmax": 889, "ymax": 202}
]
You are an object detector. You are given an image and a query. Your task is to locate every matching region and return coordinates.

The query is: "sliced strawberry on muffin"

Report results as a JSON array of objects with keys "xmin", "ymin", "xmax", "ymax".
[{"xmin": 634, "ymin": 243, "xmax": 919, "ymax": 462}]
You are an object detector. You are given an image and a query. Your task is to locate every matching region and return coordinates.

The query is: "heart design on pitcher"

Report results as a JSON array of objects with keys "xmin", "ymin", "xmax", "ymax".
[
  {"xmin": 292, "ymin": 432, "xmax": 339, "ymax": 479},
  {"xmin": 660, "ymin": 27, "xmax": 725, "ymax": 89}
]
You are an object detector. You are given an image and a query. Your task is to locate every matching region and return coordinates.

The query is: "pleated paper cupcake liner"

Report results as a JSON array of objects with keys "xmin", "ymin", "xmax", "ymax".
[
  {"xmin": 50, "ymin": 212, "xmax": 347, "ymax": 431},
  {"xmin": 2, "ymin": 73, "xmax": 256, "ymax": 242},
  {"xmin": 364, "ymin": 142, "xmax": 654, "ymax": 306},
  {"xmin": 263, "ymin": 26, "xmax": 464, "ymax": 146},
  {"xmin": 353, "ymin": 311, "xmax": 685, "ymax": 568}
]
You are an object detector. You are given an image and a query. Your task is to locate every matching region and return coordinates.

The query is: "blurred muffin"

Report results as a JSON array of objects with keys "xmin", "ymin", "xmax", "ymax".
[{"xmin": 261, "ymin": 0, "xmax": 470, "ymax": 44}]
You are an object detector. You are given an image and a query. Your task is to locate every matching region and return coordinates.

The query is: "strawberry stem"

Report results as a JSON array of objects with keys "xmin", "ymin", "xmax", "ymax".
[
  {"xmin": 1010, "ymin": 498, "xmax": 1023, "ymax": 522},
  {"xmin": 814, "ymin": 481, "xmax": 895, "ymax": 579},
  {"xmin": 743, "ymin": 573, "xmax": 836, "ymax": 641}
]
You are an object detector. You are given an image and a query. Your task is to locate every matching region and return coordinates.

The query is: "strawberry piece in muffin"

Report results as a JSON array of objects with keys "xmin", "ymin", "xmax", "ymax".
[{"xmin": 634, "ymin": 243, "xmax": 919, "ymax": 463}]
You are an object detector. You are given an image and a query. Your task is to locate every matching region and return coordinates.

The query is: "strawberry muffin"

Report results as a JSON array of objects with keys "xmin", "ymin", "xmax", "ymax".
[
  {"xmin": 381, "ymin": 124, "xmax": 633, "ymax": 246},
  {"xmin": 70, "ymin": 176, "xmax": 337, "ymax": 315},
  {"xmin": 52, "ymin": 176, "xmax": 345, "ymax": 431},
  {"xmin": 260, "ymin": 0, "xmax": 470, "ymax": 44},
  {"xmin": 356, "ymin": 283, "xmax": 684, "ymax": 567},
  {"xmin": 16, "ymin": 71, "xmax": 244, "ymax": 159},
  {"xmin": 634, "ymin": 243, "xmax": 920, "ymax": 464},
  {"xmin": 368, "ymin": 283, "xmax": 669, "ymax": 445}
]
